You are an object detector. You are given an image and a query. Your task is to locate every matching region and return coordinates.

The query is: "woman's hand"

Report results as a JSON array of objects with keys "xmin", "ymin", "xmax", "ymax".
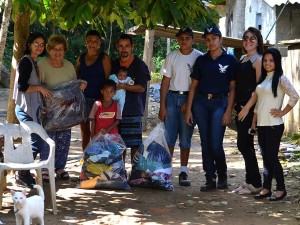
[
  {"xmin": 80, "ymin": 81, "xmax": 87, "ymax": 91},
  {"xmin": 270, "ymin": 108, "xmax": 284, "ymax": 117},
  {"xmin": 238, "ymin": 107, "xmax": 249, "ymax": 121},
  {"xmin": 40, "ymin": 87, "xmax": 53, "ymax": 99}
]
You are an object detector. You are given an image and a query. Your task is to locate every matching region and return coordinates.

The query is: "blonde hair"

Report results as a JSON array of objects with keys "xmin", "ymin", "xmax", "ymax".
[{"xmin": 46, "ymin": 35, "xmax": 68, "ymax": 52}]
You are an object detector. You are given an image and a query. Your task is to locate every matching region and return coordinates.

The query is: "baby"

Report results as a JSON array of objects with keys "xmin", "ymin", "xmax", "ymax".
[{"xmin": 109, "ymin": 67, "xmax": 134, "ymax": 113}]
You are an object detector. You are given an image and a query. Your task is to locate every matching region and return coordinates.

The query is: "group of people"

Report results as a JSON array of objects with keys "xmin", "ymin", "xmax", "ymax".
[
  {"xmin": 159, "ymin": 25, "xmax": 299, "ymax": 202},
  {"xmin": 13, "ymin": 30, "xmax": 150, "ymax": 188},
  {"xmin": 13, "ymin": 25, "xmax": 299, "ymax": 202}
]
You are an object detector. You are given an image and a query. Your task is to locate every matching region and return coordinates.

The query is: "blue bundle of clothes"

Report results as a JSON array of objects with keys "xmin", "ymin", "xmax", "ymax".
[
  {"xmin": 80, "ymin": 133, "xmax": 130, "ymax": 190},
  {"xmin": 129, "ymin": 123, "xmax": 174, "ymax": 191}
]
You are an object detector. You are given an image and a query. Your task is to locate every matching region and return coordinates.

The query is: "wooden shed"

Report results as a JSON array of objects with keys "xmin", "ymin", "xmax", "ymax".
[{"xmin": 280, "ymin": 39, "xmax": 300, "ymax": 135}]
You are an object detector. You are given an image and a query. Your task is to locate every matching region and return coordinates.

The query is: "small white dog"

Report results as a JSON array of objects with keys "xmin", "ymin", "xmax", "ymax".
[{"xmin": 11, "ymin": 184, "xmax": 45, "ymax": 225}]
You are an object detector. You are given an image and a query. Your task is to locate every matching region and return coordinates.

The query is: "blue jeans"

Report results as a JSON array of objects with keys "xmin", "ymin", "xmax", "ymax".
[
  {"xmin": 164, "ymin": 92, "xmax": 194, "ymax": 149},
  {"xmin": 15, "ymin": 105, "xmax": 46, "ymax": 157},
  {"xmin": 192, "ymin": 95, "xmax": 228, "ymax": 180}
]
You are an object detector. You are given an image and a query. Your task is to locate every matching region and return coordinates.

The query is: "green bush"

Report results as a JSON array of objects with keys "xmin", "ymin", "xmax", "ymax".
[{"xmin": 151, "ymin": 72, "xmax": 162, "ymax": 83}]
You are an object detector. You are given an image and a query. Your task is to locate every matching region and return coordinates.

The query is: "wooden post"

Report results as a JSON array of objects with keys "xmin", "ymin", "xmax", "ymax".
[
  {"xmin": 142, "ymin": 29, "xmax": 155, "ymax": 131},
  {"xmin": 167, "ymin": 38, "xmax": 170, "ymax": 56}
]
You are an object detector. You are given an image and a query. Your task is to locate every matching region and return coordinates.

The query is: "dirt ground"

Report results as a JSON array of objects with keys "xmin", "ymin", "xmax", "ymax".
[{"xmin": 1, "ymin": 87, "xmax": 300, "ymax": 225}]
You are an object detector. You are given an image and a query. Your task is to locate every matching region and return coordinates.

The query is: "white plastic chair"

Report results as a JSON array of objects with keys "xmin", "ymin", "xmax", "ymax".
[{"xmin": 0, "ymin": 121, "xmax": 57, "ymax": 214}]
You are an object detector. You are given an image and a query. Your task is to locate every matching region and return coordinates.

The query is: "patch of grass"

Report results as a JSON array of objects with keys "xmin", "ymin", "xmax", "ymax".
[
  {"xmin": 151, "ymin": 72, "xmax": 162, "ymax": 84},
  {"xmin": 282, "ymin": 132, "xmax": 300, "ymax": 145}
]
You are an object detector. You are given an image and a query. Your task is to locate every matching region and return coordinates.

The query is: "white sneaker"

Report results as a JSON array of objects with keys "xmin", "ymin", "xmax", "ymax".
[
  {"xmin": 238, "ymin": 184, "xmax": 262, "ymax": 195},
  {"xmin": 232, "ymin": 183, "xmax": 249, "ymax": 193}
]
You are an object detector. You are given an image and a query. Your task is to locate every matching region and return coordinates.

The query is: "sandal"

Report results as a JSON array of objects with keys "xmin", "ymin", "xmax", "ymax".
[
  {"xmin": 42, "ymin": 169, "xmax": 49, "ymax": 182},
  {"xmin": 55, "ymin": 168, "xmax": 70, "ymax": 180}
]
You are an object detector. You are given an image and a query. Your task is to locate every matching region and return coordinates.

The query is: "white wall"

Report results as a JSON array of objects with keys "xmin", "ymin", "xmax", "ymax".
[
  {"xmin": 244, "ymin": 0, "xmax": 276, "ymax": 43},
  {"xmin": 221, "ymin": 0, "xmax": 276, "ymax": 43}
]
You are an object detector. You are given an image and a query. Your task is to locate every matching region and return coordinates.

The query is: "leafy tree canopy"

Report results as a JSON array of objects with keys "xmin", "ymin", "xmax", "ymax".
[{"xmin": 11, "ymin": 0, "xmax": 225, "ymax": 30}]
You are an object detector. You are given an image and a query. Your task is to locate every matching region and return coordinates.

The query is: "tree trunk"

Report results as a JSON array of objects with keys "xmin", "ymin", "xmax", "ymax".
[
  {"xmin": 7, "ymin": 9, "xmax": 30, "ymax": 123},
  {"xmin": 142, "ymin": 29, "xmax": 155, "ymax": 131},
  {"xmin": 0, "ymin": 0, "xmax": 12, "ymax": 81}
]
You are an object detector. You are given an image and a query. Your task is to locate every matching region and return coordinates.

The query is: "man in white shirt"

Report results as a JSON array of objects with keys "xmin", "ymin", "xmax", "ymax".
[{"xmin": 159, "ymin": 26, "xmax": 202, "ymax": 186}]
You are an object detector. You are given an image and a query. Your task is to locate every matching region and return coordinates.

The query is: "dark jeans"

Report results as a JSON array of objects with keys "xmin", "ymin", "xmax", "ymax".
[
  {"xmin": 235, "ymin": 108, "xmax": 262, "ymax": 188},
  {"xmin": 15, "ymin": 105, "xmax": 46, "ymax": 156},
  {"xmin": 193, "ymin": 95, "xmax": 228, "ymax": 180},
  {"xmin": 257, "ymin": 124, "xmax": 285, "ymax": 191}
]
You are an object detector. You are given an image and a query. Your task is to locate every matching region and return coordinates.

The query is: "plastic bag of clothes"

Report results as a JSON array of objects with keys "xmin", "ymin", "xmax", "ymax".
[
  {"xmin": 41, "ymin": 80, "xmax": 87, "ymax": 131},
  {"xmin": 80, "ymin": 133, "xmax": 130, "ymax": 190},
  {"xmin": 129, "ymin": 123, "xmax": 174, "ymax": 191}
]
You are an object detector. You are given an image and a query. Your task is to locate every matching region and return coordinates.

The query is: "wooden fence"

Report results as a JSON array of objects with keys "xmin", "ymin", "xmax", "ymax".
[{"xmin": 281, "ymin": 41, "xmax": 300, "ymax": 135}]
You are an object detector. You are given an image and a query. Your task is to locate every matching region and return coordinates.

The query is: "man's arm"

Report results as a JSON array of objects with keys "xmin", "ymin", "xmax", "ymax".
[{"xmin": 158, "ymin": 76, "xmax": 171, "ymax": 121}]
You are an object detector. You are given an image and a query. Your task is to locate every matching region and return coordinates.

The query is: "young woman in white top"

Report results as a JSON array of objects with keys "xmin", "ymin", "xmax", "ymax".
[{"xmin": 238, "ymin": 48, "xmax": 299, "ymax": 201}]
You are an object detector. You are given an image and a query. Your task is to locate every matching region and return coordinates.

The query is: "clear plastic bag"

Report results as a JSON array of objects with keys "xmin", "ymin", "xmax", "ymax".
[
  {"xmin": 129, "ymin": 123, "xmax": 174, "ymax": 191},
  {"xmin": 41, "ymin": 80, "xmax": 87, "ymax": 131},
  {"xmin": 80, "ymin": 133, "xmax": 130, "ymax": 190}
]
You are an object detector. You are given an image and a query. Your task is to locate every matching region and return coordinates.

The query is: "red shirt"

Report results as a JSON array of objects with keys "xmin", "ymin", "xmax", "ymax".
[{"xmin": 90, "ymin": 100, "xmax": 121, "ymax": 134}]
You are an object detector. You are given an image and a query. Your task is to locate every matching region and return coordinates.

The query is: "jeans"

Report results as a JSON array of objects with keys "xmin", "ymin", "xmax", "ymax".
[
  {"xmin": 192, "ymin": 95, "xmax": 228, "ymax": 180},
  {"xmin": 257, "ymin": 124, "xmax": 285, "ymax": 191},
  {"xmin": 164, "ymin": 92, "xmax": 194, "ymax": 149},
  {"xmin": 15, "ymin": 105, "xmax": 46, "ymax": 157},
  {"xmin": 235, "ymin": 107, "xmax": 262, "ymax": 188}
]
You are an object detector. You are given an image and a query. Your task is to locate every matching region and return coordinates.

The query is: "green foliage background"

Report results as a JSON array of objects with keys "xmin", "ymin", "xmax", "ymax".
[{"xmin": 3, "ymin": 21, "xmax": 208, "ymax": 76}]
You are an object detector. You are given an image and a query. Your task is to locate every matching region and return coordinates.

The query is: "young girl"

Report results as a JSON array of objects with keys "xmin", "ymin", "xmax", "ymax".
[
  {"xmin": 239, "ymin": 48, "xmax": 299, "ymax": 201},
  {"xmin": 233, "ymin": 27, "xmax": 263, "ymax": 195},
  {"xmin": 89, "ymin": 80, "xmax": 122, "ymax": 138}
]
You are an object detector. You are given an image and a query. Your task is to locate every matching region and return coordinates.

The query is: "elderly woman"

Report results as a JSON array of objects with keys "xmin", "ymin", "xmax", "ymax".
[{"xmin": 38, "ymin": 35, "xmax": 86, "ymax": 181}]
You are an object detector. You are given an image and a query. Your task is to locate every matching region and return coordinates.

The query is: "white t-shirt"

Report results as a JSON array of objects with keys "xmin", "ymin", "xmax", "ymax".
[{"xmin": 160, "ymin": 49, "xmax": 202, "ymax": 91}]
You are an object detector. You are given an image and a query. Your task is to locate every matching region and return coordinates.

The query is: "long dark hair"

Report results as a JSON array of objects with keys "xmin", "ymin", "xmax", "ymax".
[
  {"xmin": 258, "ymin": 48, "xmax": 283, "ymax": 97},
  {"xmin": 24, "ymin": 32, "xmax": 46, "ymax": 56},
  {"xmin": 242, "ymin": 27, "xmax": 264, "ymax": 55}
]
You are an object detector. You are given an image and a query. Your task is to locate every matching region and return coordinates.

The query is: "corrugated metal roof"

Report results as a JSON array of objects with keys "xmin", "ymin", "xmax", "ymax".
[{"xmin": 264, "ymin": 0, "xmax": 300, "ymax": 7}]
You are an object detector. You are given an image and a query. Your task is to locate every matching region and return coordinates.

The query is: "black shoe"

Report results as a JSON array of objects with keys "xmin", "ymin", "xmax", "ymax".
[
  {"xmin": 254, "ymin": 191, "xmax": 272, "ymax": 199},
  {"xmin": 269, "ymin": 190, "xmax": 287, "ymax": 201},
  {"xmin": 179, "ymin": 172, "xmax": 191, "ymax": 186},
  {"xmin": 217, "ymin": 179, "xmax": 228, "ymax": 190},
  {"xmin": 200, "ymin": 179, "xmax": 216, "ymax": 191},
  {"xmin": 15, "ymin": 171, "xmax": 36, "ymax": 188}
]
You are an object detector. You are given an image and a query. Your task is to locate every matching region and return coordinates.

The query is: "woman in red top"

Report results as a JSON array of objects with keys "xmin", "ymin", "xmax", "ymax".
[{"xmin": 89, "ymin": 80, "xmax": 122, "ymax": 138}]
